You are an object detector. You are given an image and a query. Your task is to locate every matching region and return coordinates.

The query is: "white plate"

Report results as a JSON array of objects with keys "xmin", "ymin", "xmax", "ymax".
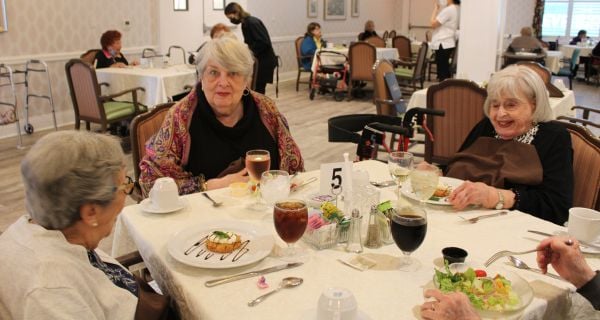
[
  {"xmin": 167, "ymin": 220, "xmax": 274, "ymax": 269},
  {"xmin": 401, "ymin": 176, "xmax": 463, "ymax": 205},
  {"xmin": 140, "ymin": 198, "xmax": 187, "ymax": 214}
]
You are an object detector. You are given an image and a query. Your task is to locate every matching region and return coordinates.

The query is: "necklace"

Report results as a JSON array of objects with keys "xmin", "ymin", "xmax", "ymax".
[{"xmin": 495, "ymin": 124, "xmax": 539, "ymax": 144}]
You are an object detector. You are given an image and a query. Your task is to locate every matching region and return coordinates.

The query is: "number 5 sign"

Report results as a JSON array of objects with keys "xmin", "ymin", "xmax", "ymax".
[{"xmin": 319, "ymin": 162, "xmax": 345, "ymax": 195}]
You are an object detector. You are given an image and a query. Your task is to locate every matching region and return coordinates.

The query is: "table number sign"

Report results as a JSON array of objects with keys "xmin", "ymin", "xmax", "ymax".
[{"xmin": 319, "ymin": 162, "xmax": 345, "ymax": 196}]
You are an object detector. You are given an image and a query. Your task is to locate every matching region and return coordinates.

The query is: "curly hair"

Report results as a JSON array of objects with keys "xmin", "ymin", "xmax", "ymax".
[{"xmin": 100, "ymin": 30, "xmax": 122, "ymax": 50}]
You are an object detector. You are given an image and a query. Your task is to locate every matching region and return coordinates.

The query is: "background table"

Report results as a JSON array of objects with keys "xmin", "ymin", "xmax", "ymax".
[
  {"xmin": 112, "ymin": 160, "xmax": 599, "ymax": 319},
  {"xmin": 545, "ymin": 51, "xmax": 563, "ymax": 74},
  {"xmin": 96, "ymin": 65, "xmax": 197, "ymax": 107},
  {"xmin": 559, "ymin": 45, "xmax": 594, "ymax": 64},
  {"xmin": 406, "ymin": 86, "xmax": 576, "ymax": 118}
]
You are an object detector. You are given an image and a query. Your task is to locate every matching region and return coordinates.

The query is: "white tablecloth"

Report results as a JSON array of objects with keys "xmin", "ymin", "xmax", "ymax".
[
  {"xmin": 96, "ymin": 65, "xmax": 197, "ymax": 107},
  {"xmin": 407, "ymin": 86, "xmax": 576, "ymax": 118},
  {"xmin": 310, "ymin": 47, "xmax": 399, "ymax": 74},
  {"xmin": 559, "ymin": 45, "xmax": 594, "ymax": 64},
  {"xmin": 545, "ymin": 51, "xmax": 563, "ymax": 74},
  {"xmin": 112, "ymin": 160, "xmax": 599, "ymax": 319}
]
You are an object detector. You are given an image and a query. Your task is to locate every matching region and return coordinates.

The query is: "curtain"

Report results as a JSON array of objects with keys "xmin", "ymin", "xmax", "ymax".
[{"xmin": 532, "ymin": 0, "xmax": 545, "ymax": 38}]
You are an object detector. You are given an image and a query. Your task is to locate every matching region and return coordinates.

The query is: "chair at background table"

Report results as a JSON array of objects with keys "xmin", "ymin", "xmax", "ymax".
[
  {"xmin": 365, "ymin": 36, "xmax": 386, "ymax": 48},
  {"xmin": 425, "ymin": 79, "xmax": 487, "ymax": 166},
  {"xmin": 392, "ymin": 35, "xmax": 412, "ymax": 61},
  {"xmin": 294, "ymin": 36, "xmax": 313, "ymax": 91},
  {"xmin": 394, "ymin": 42, "xmax": 428, "ymax": 94},
  {"xmin": 388, "ymin": 30, "xmax": 397, "ymax": 40},
  {"xmin": 80, "ymin": 49, "xmax": 100, "ymax": 66},
  {"xmin": 516, "ymin": 62, "xmax": 564, "ymax": 97},
  {"xmin": 65, "ymin": 59, "xmax": 146, "ymax": 132},
  {"xmin": 553, "ymin": 49, "xmax": 580, "ymax": 90},
  {"xmin": 382, "ymin": 30, "xmax": 389, "ymax": 43},
  {"xmin": 557, "ymin": 106, "xmax": 600, "ymax": 131},
  {"xmin": 347, "ymin": 42, "xmax": 376, "ymax": 100},
  {"xmin": 553, "ymin": 120, "xmax": 600, "ymax": 210},
  {"xmin": 587, "ymin": 54, "xmax": 600, "ymax": 87}
]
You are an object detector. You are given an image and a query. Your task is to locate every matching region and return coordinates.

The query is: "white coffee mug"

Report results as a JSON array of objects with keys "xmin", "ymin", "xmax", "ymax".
[
  {"xmin": 317, "ymin": 287, "xmax": 358, "ymax": 320},
  {"xmin": 149, "ymin": 177, "xmax": 179, "ymax": 211},
  {"xmin": 568, "ymin": 207, "xmax": 600, "ymax": 245}
]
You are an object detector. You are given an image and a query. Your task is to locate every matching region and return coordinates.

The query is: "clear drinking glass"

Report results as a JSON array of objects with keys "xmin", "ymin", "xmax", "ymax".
[
  {"xmin": 388, "ymin": 152, "xmax": 414, "ymax": 199},
  {"xmin": 261, "ymin": 170, "xmax": 290, "ymax": 206},
  {"xmin": 273, "ymin": 199, "xmax": 309, "ymax": 261},
  {"xmin": 409, "ymin": 163, "xmax": 440, "ymax": 209},
  {"xmin": 246, "ymin": 149, "xmax": 270, "ymax": 211},
  {"xmin": 391, "ymin": 206, "xmax": 427, "ymax": 271}
]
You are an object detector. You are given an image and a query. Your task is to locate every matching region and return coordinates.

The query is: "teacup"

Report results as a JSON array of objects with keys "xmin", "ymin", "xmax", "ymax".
[
  {"xmin": 317, "ymin": 287, "xmax": 358, "ymax": 320},
  {"xmin": 149, "ymin": 177, "xmax": 179, "ymax": 211},
  {"xmin": 568, "ymin": 207, "xmax": 600, "ymax": 245}
]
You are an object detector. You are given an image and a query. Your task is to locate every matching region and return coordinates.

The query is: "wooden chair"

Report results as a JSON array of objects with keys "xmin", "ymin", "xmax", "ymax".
[
  {"xmin": 515, "ymin": 62, "xmax": 564, "ymax": 97},
  {"xmin": 425, "ymin": 79, "xmax": 487, "ymax": 165},
  {"xmin": 382, "ymin": 30, "xmax": 389, "ymax": 43},
  {"xmin": 65, "ymin": 59, "xmax": 146, "ymax": 132},
  {"xmin": 388, "ymin": 30, "xmax": 397, "ymax": 39},
  {"xmin": 347, "ymin": 42, "xmax": 377, "ymax": 100},
  {"xmin": 294, "ymin": 36, "xmax": 313, "ymax": 91},
  {"xmin": 80, "ymin": 49, "xmax": 100, "ymax": 66},
  {"xmin": 553, "ymin": 120, "xmax": 600, "ymax": 210},
  {"xmin": 372, "ymin": 59, "xmax": 407, "ymax": 150},
  {"xmin": 392, "ymin": 35, "xmax": 412, "ymax": 61},
  {"xmin": 557, "ymin": 106, "xmax": 600, "ymax": 131},
  {"xmin": 365, "ymin": 36, "xmax": 386, "ymax": 48},
  {"xmin": 394, "ymin": 42, "xmax": 428, "ymax": 94}
]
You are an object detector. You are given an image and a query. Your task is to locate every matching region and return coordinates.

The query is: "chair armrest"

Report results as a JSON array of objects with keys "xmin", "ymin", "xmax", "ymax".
[
  {"xmin": 100, "ymin": 87, "xmax": 145, "ymax": 101},
  {"xmin": 116, "ymin": 251, "xmax": 144, "ymax": 267},
  {"xmin": 392, "ymin": 59, "xmax": 416, "ymax": 68},
  {"xmin": 557, "ymin": 116, "xmax": 600, "ymax": 129},
  {"xmin": 571, "ymin": 105, "xmax": 600, "ymax": 120}
]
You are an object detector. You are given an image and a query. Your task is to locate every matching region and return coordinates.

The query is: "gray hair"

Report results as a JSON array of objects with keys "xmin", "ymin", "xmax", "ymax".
[
  {"xmin": 21, "ymin": 131, "xmax": 125, "ymax": 230},
  {"xmin": 196, "ymin": 35, "xmax": 254, "ymax": 85},
  {"xmin": 483, "ymin": 65, "xmax": 554, "ymax": 123}
]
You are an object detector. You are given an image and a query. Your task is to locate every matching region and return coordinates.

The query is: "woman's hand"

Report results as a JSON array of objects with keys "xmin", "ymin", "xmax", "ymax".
[
  {"xmin": 420, "ymin": 289, "xmax": 480, "ymax": 320},
  {"xmin": 206, "ymin": 168, "xmax": 249, "ymax": 190},
  {"xmin": 111, "ymin": 62, "xmax": 127, "ymax": 68},
  {"xmin": 536, "ymin": 236, "xmax": 596, "ymax": 288},
  {"xmin": 448, "ymin": 181, "xmax": 496, "ymax": 210}
]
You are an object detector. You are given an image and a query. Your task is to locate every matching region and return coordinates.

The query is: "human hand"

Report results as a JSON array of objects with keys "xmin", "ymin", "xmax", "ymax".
[
  {"xmin": 536, "ymin": 236, "xmax": 596, "ymax": 288},
  {"xmin": 420, "ymin": 289, "xmax": 480, "ymax": 320},
  {"xmin": 448, "ymin": 181, "xmax": 495, "ymax": 210},
  {"xmin": 112, "ymin": 62, "xmax": 127, "ymax": 68}
]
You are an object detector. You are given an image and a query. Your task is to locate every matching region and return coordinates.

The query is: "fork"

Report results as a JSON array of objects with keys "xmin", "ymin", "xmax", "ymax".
[
  {"xmin": 459, "ymin": 211, "xmax": 508, "ymax": 224},
  {"xmin": 202, "ymin": 192, "xmax": 223, "ymax": 207},
  {"xmin": 484, "ymin": 248, "xmax": 541, "ymax": 267}
]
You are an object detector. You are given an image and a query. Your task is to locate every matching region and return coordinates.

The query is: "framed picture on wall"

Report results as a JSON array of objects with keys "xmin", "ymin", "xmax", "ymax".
[
  {"xmin": 351, "ymin": 0, "xmax": 359, "ymax": 17},
  {"xmin": 174, "ymin": 0, "xmax": 188, "ymax": 11},
  {"xmin": 213, "ymin": 0, "xmax": 225, "ymax": 10},
  {"xmin": 307, "ymin": 0, "xmax": 318, "ymax": 18},
  {"xmin": 324, "ymin": 0, "xmax": 346, "ymax": 20}
]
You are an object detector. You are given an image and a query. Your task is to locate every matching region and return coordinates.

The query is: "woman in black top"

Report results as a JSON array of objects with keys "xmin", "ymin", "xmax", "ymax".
[
  {"xmin": 94, "ymin": 30, "xmax": 138, "ymax": 68},
  {"xmin": 225, "ymin": 2, "xmax": 277, "ymax": 95},
  {"xmin": 446, "ymin": 65, "xmax": 573, "ymax": 225},
  {"xmin": 358, "ymin": 20, "xmax": 379, "ymax": 41}
]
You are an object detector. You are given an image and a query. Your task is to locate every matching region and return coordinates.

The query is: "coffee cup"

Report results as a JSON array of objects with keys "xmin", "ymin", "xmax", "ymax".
[
  {"xmin": 317, "ymin": 287, "xmax": 358, "ymax": 320},
  {"xmin": 149, "ymin": 177, "xmax": 179, "ymax": 211},
  {"xmin": 568, "ymin": 207, "xmax": 600, "ymax": 245}
]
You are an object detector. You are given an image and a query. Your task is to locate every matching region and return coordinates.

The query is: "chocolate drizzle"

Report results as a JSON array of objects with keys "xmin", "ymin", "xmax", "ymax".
[{"xmin": 183, "ymin": 234, "xmax": 251, "ymax": 263}]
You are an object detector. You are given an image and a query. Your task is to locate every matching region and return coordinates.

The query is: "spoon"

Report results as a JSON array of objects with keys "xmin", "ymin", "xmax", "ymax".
[
  {"xmin": 202, "ymin": 192, "xmax": 223, "ymax": 207},
  {"xmin": 507, "ymin": 256, "xmax": 563, "ymax": 280},
  {"xmin": 247, "ymin": 277, "xmax": 303, "ymax": 307}
]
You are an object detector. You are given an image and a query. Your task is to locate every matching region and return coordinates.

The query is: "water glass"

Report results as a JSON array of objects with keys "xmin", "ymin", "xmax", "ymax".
[
  {"xmin": 410, "ymin": 163, "xmax": 440, "ymax": 208},
  {"xmin": 261, "ymin": 170, "xmax": 290, "ymax": 206},
  {"xmin": 388, "ymin": 152, "xmax": 414, "ymax": 199}
]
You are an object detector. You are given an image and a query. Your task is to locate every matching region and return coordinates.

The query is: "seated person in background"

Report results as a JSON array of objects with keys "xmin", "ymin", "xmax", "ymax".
[
  {"xmin": 570, "ymin": 29, "xmax": 587, "ymax": 45},
  {"xmin": 300, "ymin": 22, "xmax": 325, "ymax": 70},
  {"xmin": 420, "ymin": 236, "xmax": 600, "ymax": 319},
  {"xmin": 189, "ymin": 23, "xmax": 232, "ymax": 64},
  {"xmin": 95, "ymin": 30, "xmax": 138, "ymax": 68},
  {"xmin": 446, "ymin": 65, "xmax": 573, "ymax": 225},
  {"xmin": 508, "ymin": 27, "xmax": 543, "ymax": 53},
  {"xmin": 358, "ymin": 20, "xmax": 379, "ymax": 41},
  {"xmin": 0, "ymin": 131, "xmax": 171, "ymax": 319},
  {"xmin": 594, "ymin": 41, "xmax": 600, "ymax": 56},
  {"xmin": 140, "ymin": 36, "xmax": 304, "ymax": 195}
]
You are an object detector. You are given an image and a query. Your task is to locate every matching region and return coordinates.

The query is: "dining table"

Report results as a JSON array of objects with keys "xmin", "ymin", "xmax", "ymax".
[
  {"xmin": 406, "ymin": 85, "xmax": 577, "ymax": 118},
  {"xmin": 544, "ymin": 50, "xmax": 563, "ymax": 74},
  {"xmin": 559, "ymin": 44, "xmax": 595, "ymax": 64},
  {"xmin": 111, "ymin": 160, "xmax": 599, "ymax": 319},
  {"xmin": 95, "ymin": 64, "xmax": 197, "ymax": 108}
]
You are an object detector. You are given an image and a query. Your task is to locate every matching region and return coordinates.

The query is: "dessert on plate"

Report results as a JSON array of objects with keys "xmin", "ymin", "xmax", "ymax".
[{"xmin": 206, "ymin": 231, "xmax": 242, "ymax": 253}]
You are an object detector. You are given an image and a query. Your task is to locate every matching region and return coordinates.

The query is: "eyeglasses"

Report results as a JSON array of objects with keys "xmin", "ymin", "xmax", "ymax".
[{"xmin": 116, "ymin": 176, "xmax": 135, "ymax": 195}]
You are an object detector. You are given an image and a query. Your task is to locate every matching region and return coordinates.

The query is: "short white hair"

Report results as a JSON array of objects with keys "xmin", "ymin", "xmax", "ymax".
[
  {"xmin": 196, "ymin": 35, "xmax": 254, "ymax": 85},
  {"xmin": 484, "ymin": 65, "xmax": 554, "ymax": 123},
  {"xmin": 21, "ymin": 131, "xmax": 125, "ymax": 230}
]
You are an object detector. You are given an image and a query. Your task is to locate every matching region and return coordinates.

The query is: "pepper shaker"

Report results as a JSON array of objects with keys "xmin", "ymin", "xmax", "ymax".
[
  {"xmin": 365, "ymin": 205, "xmax": 382, "ymax": 249},
  {"xmin": 345, "ymin": 209, "xmax": 363, "ymax": 253}
]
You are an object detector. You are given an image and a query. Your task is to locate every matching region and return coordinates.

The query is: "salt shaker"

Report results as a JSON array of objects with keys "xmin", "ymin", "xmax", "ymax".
[
  {"xmin": 364, "ymin": 205, "xmax": 382, "ymax": 249},
  {"xmin": 345, "ymin": 209, "xmax": 363, "ymax": 253}
]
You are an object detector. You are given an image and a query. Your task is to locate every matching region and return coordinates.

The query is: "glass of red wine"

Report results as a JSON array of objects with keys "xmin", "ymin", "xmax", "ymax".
[
  {"xmin": 273, "ymin": 199, "xmax": 309, "ymax": 261},
  {"xmin": 390, "ymin": 206, "xmax": 427, "ymax": 271},
  {"xmin": 245, "ymin": 149, "xmax": 271, "ymax": 211}
]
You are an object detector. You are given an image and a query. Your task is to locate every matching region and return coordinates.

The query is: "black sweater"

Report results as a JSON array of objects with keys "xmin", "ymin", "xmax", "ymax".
[{"xmin": 459, "ymin": 119, "xmax": 573, "ymax": 225}]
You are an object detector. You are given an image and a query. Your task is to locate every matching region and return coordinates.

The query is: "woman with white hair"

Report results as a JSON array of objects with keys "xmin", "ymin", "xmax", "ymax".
[
  {"xmin": 139, "ymin": 36, "xmax": 304, "ymax": 196},
  {"xmin": 0, "ymin": 131, "xmax": 171, "ymax": 319},
  {"xmin": 446, "ymin": 65, "xmax": 573, "ymax": 225}
]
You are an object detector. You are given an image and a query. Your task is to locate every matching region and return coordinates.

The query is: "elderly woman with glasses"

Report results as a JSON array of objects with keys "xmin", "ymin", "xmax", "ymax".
[
  {"xmin": 0, "ymin": 131, "xmax": 172, "ymax": 318},
  {"xmin": 139, "ymin": 35, "xmax": 304, "ymax": 196},
  {"xmin": 446, "ymin": 65, "xmax": 573, "ymax": 225}
]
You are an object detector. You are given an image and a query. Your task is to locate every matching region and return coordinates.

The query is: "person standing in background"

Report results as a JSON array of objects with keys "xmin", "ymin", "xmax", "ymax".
[
  {"xmin": 225, "ymin": 2, "xmax": 277, "ymax": 95},
  {"xmin": 430, "ymin": 0, "xmax": 460, "ymax": 81}
]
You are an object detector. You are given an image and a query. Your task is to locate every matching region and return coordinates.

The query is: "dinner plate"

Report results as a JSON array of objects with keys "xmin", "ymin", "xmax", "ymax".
[
  {"xmin": 140, "ymin": 198, "xmax": 187, "ymax": 214},
  {"xmin": 401, "ymin": 176, "xmax": 463, "ymax": 205},
  {"xmin": 167, "ymin": 220, "xmax": 274, "ymax": 269}
]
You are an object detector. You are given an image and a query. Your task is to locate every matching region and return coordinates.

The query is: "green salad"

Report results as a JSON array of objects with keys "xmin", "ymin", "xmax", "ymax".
[{"xmin": 434, "ymin": 263, "xmax": 521, "ymax": 312}]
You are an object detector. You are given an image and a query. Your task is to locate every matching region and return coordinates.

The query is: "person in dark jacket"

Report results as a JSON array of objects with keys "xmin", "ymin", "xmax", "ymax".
[
  {"xmin": 570, "ymin": 30, "xmax": 587, "ymax": 45},
  {"xmin": 225, "ymin": 2, "xmax": 277, "ymax": 94},
  {"xmin": 358, "ymin": 20, "xmax": 378, "ymax": 41},
  {"xmin": 95, "ymin": 30, "xmax": 138, "ymax": 68}
]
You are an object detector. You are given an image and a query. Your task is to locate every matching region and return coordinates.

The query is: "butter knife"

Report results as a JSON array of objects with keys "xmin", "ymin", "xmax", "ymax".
[
  {"xmin": 205, "ymin": 262, "xmax": 303, "ymax": 287},
  {"xmin": 527, "ymin": 230, "xmax": 600, "ymax": 251}
]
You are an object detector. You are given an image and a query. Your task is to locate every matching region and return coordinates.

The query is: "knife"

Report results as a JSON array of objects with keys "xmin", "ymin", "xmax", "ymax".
[
  {"xmin": 527, "ymin": 230, "xmax": 600, "ymax": 251},
  {"xmin": 205, "ymin": 262, "xmax": 303, "ymax": 287}
]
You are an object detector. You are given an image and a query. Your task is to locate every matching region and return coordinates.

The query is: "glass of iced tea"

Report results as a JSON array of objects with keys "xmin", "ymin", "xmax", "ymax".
[
  {"xmin": 246, "ymin": 150, "xmax": 271, "ymax": 210},
  {"xmin": 273, "ymin": 199, "xmax": 309, "ymax": 261}
]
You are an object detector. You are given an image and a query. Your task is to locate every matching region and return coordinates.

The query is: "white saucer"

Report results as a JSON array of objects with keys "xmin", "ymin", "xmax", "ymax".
[
  {"xmin": 140, "ymin": 198, "xmax": 187, "ymax": 213},
  {"xmin": 553, "ymin": 231, "xmax": 600, "ymax": 254},
  {"xmin": 301, "ymin": 308, "xmax": 371, "ymax": 320}
]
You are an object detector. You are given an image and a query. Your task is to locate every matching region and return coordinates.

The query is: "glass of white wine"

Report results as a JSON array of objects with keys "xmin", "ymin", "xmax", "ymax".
[
  {"xmin": 388, "ymin": 152, "xmax": 414, "ymax": 199},
  {"xmin": 409, "ymin": 163, "xmax": 440, "ymax": 209}
]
